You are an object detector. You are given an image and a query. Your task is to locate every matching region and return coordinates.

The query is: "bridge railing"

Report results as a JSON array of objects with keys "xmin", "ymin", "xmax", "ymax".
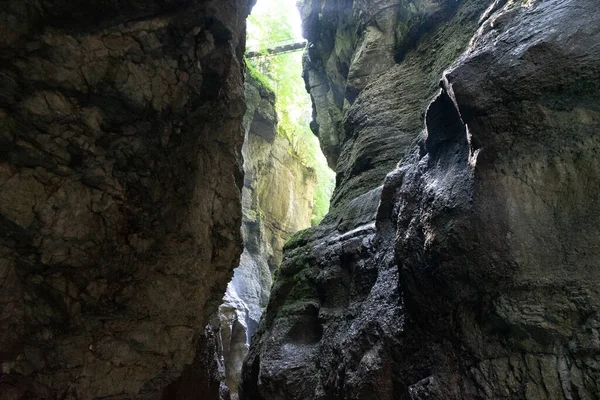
[{"xmin": 246, "ymin": 38, "xmax": 307, "ymax": 58}]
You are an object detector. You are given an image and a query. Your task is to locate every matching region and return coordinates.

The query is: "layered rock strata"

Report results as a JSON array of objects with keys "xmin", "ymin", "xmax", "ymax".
[
  {"xmin": 0, "ymin": 0, "xmax": 251, "ymax": 398},
  {"xmin": 217, "ymin": 74, "xmax": 317, "ymax": 399},
  {"xmin": 242, "ymin": 0, "xmax": 600, "ymax": 399}
]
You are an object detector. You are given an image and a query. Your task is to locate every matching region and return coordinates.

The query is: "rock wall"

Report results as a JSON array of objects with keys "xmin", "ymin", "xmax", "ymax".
[
  {"xmin": 242, "ymin": 0, "xmax": 600, "ymax": 399},
  {"xmin": 390, "ymin": 0, "xmax": 600, "ymax": 396},
  {"xmin": 216, "ymin": 75, "xmax": 317, "ymax": 399},
  {"xmin": 242, "ymin": 0, "xmax": 491, "ymax": 397},
  {"xmin": 0, "ymin": 0, "xmax": 251, "ymax": 399}
]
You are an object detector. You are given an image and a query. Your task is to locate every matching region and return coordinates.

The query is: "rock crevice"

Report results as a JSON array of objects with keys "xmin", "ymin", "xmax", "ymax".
[{"xmin": 216, "ymin": 73, "xmax": 318, "ymax": 400}]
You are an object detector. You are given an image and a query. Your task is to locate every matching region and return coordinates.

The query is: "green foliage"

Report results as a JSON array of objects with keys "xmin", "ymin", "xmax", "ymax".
[
  {"xmin": 247, "ymin": 0, "xmax": 297, "ymax": 48},
  {"xmin": 245, "ymin": 57, "xmax": 274, "ymax": 95},
  {"xmin": 247, "ymin": 0, "xmax": 334, "ymax": 225}
]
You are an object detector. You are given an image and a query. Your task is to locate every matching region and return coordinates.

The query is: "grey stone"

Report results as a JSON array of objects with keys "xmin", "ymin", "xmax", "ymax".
[
  {"xmin": 241, "ymin": 0, "xmax": 600, "ymax": 399},
  {"xmin": 0, "ymin": 0, "xmax": 251, "ymax": 398},
  {"xmin": 214, "ymin": 74, "xmax": 318, "ymax": 400}
]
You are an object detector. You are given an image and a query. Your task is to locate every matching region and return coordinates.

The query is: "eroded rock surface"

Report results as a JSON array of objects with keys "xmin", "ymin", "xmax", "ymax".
[
  {"xmin": 299, "ymin": 0, "xmax": 469, "ymax": 172},
  {"xmin": 391, "ymin": 0, "xmax": 600, "ymax": 397},
  {"xmin": 242, "ymin": 0, "xmax": 492, "ymax": 398},
  {"xmin": 242, "ymin": 0, "xmax": 600, "ymax": 399},
  {"xmin": 0, "ymin": 0, "xmax": 251, "ymax": 398}
]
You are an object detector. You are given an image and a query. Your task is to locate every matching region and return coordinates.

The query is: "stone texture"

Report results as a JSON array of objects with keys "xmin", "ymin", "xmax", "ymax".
[
  {"xmin": 0, "ymin": 0, "xmax": 251, "ymax": 398},
  {"xmin": 301, "ymin": 0, "xmax": 488, "ymax": 223},
  {"xmin": 242, "ymin": 0, "xmax": 600, "ymax": 399},
  {"xmin": 299, "ymin": 0, "xmax": 467, "ymax": 170},
  {"xmin": 216, "ymin": 74, "xmax": 317, "ymax": 399},
  {"xmin": 242, "ymin": 0, "xmax": 492, "ymax": 398},
  {"xmin": 391, "ymin": 0, "xmax": 600, "ymax": 397}
]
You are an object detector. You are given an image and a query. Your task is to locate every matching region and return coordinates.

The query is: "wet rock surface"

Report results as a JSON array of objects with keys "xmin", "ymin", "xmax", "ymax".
[
  {"xmin": 242, "ymin": 0, "xmax": 491, "ymax": 398},
  {"xmin": 299, "ymin": 0, "xmax": 469, "ymax": 172},
  {"xmin": 0, "ymin": 0, "xmax": 251, "ymax": 398},
  {"xmin": 393, "ymin": 0, "xmax": 600, "ymax": 397},
  {"xmin": 242, "ymin": 0, "xmax": 600, "ymax": 399}
]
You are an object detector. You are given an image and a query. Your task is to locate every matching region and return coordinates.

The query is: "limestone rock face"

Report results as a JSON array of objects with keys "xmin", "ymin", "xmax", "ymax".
[
  {"xmin": 242, "ymin": 0, "xmax": 600, "ymax": 399},
  {"xmin": 301, "ymin": 0, "xmax": 485, "ymax": 223},
  {"xmin": 216, "ymin": 75, "xmax": 317, "ymax": 399},
  {"xmin": 0, "ymin": 0, "xmax": 250, "ymax": 398},
  {"xmin": 299, "ymin": 0, "xmax": 465, "ymax": 170}
]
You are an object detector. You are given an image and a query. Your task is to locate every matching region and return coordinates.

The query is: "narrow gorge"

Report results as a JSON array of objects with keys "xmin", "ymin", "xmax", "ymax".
[
  {"xmin": 1, "ymin": 0, "xmax": 599, "ymax": 399},
  {"xmin": 213, "ymin": 70, "xmax": 322, "ymax": 400}
]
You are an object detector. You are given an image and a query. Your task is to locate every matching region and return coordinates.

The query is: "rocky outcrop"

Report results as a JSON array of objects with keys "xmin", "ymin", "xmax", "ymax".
[
  {"xmin": 216, "ymin": 74, "xmax": 317, "ymax": 399},
  {"xmin": 300, "ymin": 0, "xmax": 486, "ymax": 220},
  {"xmin": 0, "ymin": 0, "xmax": 251, "ymax": 398},
  {"xmin": 242, "ymin": 0, "xmax": 492, "ymax": 397},
  {"xmin": 300, "ymin": 0, "xmax": 467, "ymax": 172},
  {"xmin": 242, "ymin": 0, "xmax": 600, "ymax": 399},
  {"xmin": 390, "ymin": 0, "xmax": 600, "ymax": 397}
]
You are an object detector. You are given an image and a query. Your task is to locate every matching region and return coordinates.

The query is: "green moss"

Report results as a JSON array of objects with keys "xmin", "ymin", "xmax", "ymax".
[
  {"xmin": 246, "ymin": 5, "xmax": 334, "ymax": 225},
  {"xmin": 245, "ymin": 58, "xmax": 275, "ymax": 98},
  {"xmin": 284, "ymin": 227, "xmax": 315, "ymax": 251},
  {"xmin": 272, "ymin": 260, "xmax": 318, "ymax": 317}
]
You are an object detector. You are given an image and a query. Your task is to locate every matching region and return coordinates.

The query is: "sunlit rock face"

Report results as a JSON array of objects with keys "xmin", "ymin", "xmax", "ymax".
[
  {"xmin": 0, "ymin": 0, "xmax": 251, "ymax": 398},
  {"xmin": 242, "ymin": 0, "xmax": 600, "ymax": 399},
  {"xmin": 216, "ymin": 75, "xmax": 317, "ymax": 399}
]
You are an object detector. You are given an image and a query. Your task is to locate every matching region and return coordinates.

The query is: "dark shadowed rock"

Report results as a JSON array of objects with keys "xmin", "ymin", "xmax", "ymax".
[
  {"xmin": 0, "ymin": 0, "xmax": 251, "ymax": 398},
  {"xmin": 391, "ymin": 0, "xmax": 600, "ymax": 397},
  {"xmin": 241, "ymin": 0, "xmax": 493, "ymax": 398}
]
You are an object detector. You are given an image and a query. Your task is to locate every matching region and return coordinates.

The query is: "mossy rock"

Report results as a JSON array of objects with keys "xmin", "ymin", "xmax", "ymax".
[
  {"xmin": 245, "ymin": 60, "xmax": 276, "ymax": 101},
  {"xmin": 283, "ymin": 227, "xmax": 316, "ymax": 251}
]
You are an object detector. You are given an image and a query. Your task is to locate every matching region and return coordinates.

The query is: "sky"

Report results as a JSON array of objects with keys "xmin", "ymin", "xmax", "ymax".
[{"xmin": 249, "ymin": 0, "xmax": 304, "ymax": 41}]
